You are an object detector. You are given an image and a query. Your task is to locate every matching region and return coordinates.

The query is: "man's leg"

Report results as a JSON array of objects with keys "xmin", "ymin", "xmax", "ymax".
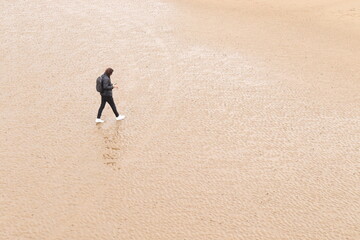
[
  {"xmin": 97, "ymin": 96, "xmax": 107, "ymax": 118},
  {"xmin": 106, "ymin": 96, "xmax": 120, "ymax": 117}
]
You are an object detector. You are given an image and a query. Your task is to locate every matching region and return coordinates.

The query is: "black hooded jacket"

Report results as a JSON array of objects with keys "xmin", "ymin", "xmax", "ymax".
[{"xmin": 100, "ymin": 74, "xmax": 114, "ymax": 97}]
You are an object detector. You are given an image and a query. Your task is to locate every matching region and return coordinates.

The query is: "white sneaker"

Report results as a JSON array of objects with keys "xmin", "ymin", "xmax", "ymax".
[
  {"xmin": 96, "ymin": 118, "xmax": 104, "ymax": 123},
  {"xmin": 116, "ymin": 114, "xmax": 125, "ymax": 121}
]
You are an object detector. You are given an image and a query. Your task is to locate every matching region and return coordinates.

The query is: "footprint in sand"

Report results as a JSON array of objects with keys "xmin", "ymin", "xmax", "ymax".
[{"xmin": 101, "ymin": 126, "xmax": 123, "ymax": 169}]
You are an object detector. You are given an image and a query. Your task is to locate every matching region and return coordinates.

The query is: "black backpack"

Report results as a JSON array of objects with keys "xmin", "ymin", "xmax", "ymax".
[{"xmin": 96, "ymin": 76, "xmax": 103, "ymax": 93}]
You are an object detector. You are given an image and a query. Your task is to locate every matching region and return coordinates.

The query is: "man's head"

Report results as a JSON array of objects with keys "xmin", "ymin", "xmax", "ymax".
[{"xmin": 105, "ymin": 68, "xmax": 114, "ymax": 77}]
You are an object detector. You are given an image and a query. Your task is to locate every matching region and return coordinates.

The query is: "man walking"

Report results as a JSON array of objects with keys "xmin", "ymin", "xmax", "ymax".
[{"xmin": 96, "ymin": 68, "xmax": 125, "ymax": 123}]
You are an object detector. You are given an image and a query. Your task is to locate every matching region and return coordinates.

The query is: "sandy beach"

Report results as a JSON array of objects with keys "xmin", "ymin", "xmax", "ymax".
[{"xmin": 1, "ymin": 0, "xmax": 359, "ymax": 239}]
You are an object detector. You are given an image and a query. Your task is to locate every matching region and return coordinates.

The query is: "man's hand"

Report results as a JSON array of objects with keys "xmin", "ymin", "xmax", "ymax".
[{"xmin": 113, "ymin": 83, "xmax": 119, "ymax": 89}]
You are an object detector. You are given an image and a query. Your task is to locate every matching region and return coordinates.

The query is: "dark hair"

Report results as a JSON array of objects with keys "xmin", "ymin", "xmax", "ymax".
[{"xmin": 105, "ymin": 68, "xmax": 114, "ymax": 77}]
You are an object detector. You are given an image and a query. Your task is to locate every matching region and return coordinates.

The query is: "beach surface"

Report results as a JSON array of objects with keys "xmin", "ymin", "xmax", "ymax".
[{"xmin": 0, "ymin": 0, "xmax": 359, "ymax": 239}]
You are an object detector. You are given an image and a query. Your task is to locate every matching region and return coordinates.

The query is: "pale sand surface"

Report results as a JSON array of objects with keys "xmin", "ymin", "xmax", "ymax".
[{"xmin": 1, "ymin": 0, "xmax": 359, "ymax": 239}]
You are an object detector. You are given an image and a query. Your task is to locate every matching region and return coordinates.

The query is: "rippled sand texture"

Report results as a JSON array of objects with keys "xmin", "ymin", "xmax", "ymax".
[{"xmin": 1, "ymin": 0, "xmax": 360, "ymax": 239}]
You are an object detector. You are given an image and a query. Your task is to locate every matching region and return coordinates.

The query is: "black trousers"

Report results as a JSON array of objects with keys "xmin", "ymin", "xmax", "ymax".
[{"xmin": 97, "ymin": 96, "xmax": 119, "ymax": 118}]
